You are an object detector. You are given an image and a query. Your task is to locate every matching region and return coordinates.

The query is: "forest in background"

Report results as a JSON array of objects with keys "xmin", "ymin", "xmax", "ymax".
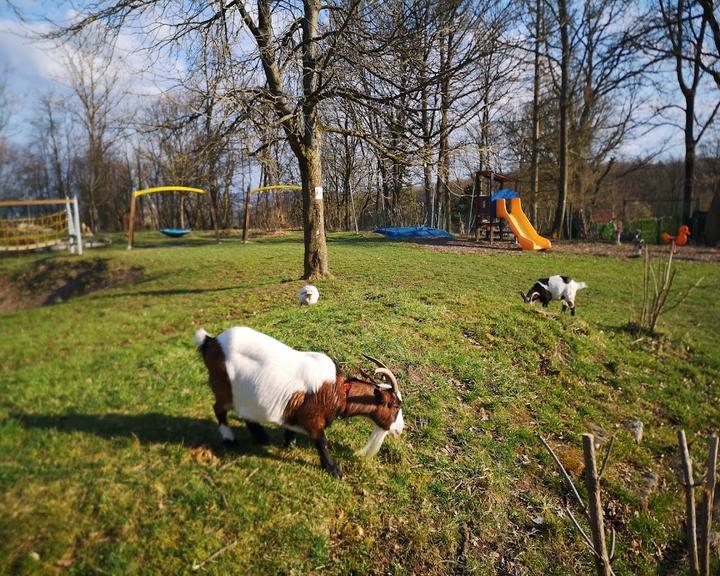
[{"xmin": 0, "ymin": 0, "xmax": 719, "ymax": 247}]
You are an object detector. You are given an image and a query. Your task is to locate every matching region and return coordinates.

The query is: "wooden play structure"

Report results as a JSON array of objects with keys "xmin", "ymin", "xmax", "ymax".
[
  {"xmin": 471, "ymin": 171, "xmax": 551, "ymax": 251},
  {"xmin": 0, "ymin": 197, "xmax": 83, "ymax": 254},
  {"xmin": 126, "ymin": 186, "xmax": 219, "ymax": 249}
]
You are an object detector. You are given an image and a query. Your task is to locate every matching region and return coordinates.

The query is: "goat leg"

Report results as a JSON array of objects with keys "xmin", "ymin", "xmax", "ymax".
[
  {"xmin": 245, "ymin": 421, "xmax": 271, "ymax": 445},
  {"xmin": 214, "ymin": 402, "xmax": 236, "ymax": 445},
  {"xmin": 314, "ymin": 432, "xmax": 342, "ymax": 478},
  {"xmin": 284, "ymin": 429, "xmax": 297, "ymax": 449}
]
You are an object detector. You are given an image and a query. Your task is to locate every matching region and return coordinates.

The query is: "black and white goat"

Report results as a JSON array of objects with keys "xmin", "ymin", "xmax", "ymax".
[
  {"xmin": 194, "ymin": 326, "xmax": 404, "ymax": 477},
  {"xmin": 520, "ymin": 275, "xmax": 588, "ymax": 315}
]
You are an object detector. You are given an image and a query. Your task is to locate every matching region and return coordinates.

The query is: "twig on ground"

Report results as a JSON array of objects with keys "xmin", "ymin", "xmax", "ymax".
[
  {"xmin": 540, "ymin": 435, "xmax": 588, "ymax": 516},
  {"xmin": 202, "ymin": 473, "xmax": 228, "ymax": 509},
  {"xmin": 192, "ymin": 539, "xmax": 238, "ymax": 571}
]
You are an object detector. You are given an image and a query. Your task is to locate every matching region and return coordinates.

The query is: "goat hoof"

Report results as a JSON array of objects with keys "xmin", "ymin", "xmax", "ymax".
[
  {"xmin": 322, "ymin": 462, "xmax": 342, "ymax": 478},
  {"xmin": 284, "ymin": 438, "xmax": 297, "ymax": 449}
]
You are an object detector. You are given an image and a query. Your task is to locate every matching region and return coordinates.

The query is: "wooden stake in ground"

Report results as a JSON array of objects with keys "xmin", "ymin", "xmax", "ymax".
[
  {"xmin": 541, "ymin": 434, "xmax": 617, "ymax": 576},
  {"xmin": 583, "ymin": 434, "xmax": 613, "ymax": 576},
  {"xmin": 699, "ymin": 434, "xmax": 718, "ymax": 576},
  {"xmin": 678, "ymin": 430, "xmax": 700, "ymax": 576}
]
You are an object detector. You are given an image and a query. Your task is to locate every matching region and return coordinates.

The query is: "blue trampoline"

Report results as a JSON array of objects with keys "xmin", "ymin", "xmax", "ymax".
[
  {"xmin": 160, "ymin": 228, "xmax": 192, "ymax": 238},
  {"xmin": 374, "ymin": 226, "xmax": 454, "ymax": 239}
]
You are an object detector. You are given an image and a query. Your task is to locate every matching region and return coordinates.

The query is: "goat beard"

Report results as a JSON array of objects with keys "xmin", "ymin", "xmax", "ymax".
[{"xmin": 356, "ymin": 425, "xmax": 388, "ymax": 458}]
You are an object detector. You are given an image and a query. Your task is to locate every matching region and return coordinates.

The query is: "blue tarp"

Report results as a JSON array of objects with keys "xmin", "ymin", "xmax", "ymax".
[
  {"xmin": 374, "ymin": 226, "xmax": 454, "ymax": 239},
  {"xmin": 491, "ymin": 188, "xmax": 520, "ymax": 201}
]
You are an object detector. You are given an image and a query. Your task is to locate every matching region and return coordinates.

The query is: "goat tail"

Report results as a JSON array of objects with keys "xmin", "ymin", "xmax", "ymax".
[
  {"xmin": 194, "ymin": 328, "xmax": 212, "ymax": 351},
  {"xmin": 576, "ymin": 281, "xmax": 588, "ymax": 290}
]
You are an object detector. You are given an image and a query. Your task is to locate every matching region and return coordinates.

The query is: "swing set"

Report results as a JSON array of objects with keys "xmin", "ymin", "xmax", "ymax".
[
  {"xmin": 241, "ymin": 184, "xmax": 302, "ymax": 242},
  {"xmin": 126, "ymin": 186, "xmax": 219, "ymax": 249}
]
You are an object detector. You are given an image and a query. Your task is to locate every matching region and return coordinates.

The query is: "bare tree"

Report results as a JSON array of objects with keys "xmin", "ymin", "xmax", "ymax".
[
  {"xmin": 645, "ymin": 0, "xmax": 720, "ymax": 226},
  {"xmin": 61, "ymin": 39, "xmax": 125, "ymax": 231}
]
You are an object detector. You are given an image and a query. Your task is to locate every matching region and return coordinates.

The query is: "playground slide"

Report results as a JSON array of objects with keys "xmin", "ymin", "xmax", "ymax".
[{"xmin": 495, "ymin": 198, "xmax": 552, "ymax": 251}]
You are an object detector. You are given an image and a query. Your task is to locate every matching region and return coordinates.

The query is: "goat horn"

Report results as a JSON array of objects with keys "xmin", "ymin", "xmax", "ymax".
[{"xmin": 363, "ymin": 354, "xmax": 402, "ymax": 402}]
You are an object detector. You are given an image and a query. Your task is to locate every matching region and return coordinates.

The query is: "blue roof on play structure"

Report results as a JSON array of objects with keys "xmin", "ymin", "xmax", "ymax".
[
  {"xmin": 374, "ymin": 226, "xmax": 454, "ymax": 239},
  {"xmin": 491, "ymin": 188, "xmax": 520, "ymax": 200}
]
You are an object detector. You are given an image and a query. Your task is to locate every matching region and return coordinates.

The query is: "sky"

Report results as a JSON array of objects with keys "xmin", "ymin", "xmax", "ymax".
[
  {"xmin": 0, "ymin": 1, "xmax": 180, "ymax": 143},
  {"xmin": 0, "ymin": 1, "xmax": 716, "ymax": 161}
]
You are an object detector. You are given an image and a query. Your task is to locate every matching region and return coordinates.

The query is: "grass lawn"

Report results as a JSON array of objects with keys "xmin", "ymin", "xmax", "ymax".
[{"xmin": 1, "ymin": 231, "xmax": 718, "ymax": 575}]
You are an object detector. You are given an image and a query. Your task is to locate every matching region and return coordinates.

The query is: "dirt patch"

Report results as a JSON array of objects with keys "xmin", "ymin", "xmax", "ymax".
[
  {"xmin": 408, "ymin": 237, "xmax": 720, "ymax": 262},
  {"xmin": 0, "ymin": 258, "xmax": 143, "ymax": 313}
]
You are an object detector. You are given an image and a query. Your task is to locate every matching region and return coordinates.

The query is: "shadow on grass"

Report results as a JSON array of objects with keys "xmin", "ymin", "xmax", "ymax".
[
  {"xmin": 10, "ymin": 411, "xmax": 321, "ymax": 468},
  {"xmin": 94, "ymin": 284, "xmax": 246, "ymax": 300},
  {"xmin": 656, "ymin": 535, "xmax": 688, "ymax": 576},
  {"xmin": 130, "ymin": 237, "xmax": 222, "ymax": 250}
]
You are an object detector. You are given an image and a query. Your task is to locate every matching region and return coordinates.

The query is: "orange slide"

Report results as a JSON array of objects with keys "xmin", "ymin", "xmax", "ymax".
[{"xmin": 495, "ymin": 198, "xmax": 552, "ymax": 251}]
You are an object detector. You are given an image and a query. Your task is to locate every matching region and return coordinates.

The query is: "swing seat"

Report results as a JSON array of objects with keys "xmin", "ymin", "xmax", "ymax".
[{"xmin": 160, "ymin": 228, "xmax": 191, "ymax": 238}]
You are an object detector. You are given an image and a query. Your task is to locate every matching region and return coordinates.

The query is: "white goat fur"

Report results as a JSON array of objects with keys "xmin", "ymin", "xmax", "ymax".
[
  {"xmin": 195, "ymin": 326, "xmax": 336, "ymax": 427},
  {"xmin": 298, "ymin": 285, "xmax": 320, "ymax": 305},
  {"xmin": 542, "ymin": 276, "xmax": 587, "ymax": 304},
  {"xmin": 527, "ymin": 275, "xmax": 588, "ymax": 313}
]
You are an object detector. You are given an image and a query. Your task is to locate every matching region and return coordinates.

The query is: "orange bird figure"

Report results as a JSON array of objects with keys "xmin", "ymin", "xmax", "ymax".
[{"xmin": 661, "ymin": 225, "xmax": 690, "ymax": 252}]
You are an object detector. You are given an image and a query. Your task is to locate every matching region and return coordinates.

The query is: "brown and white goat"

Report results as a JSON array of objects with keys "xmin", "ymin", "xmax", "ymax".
[{"xmin": 194, "ymin": 326, "xmax": 404, "ymax": 478}]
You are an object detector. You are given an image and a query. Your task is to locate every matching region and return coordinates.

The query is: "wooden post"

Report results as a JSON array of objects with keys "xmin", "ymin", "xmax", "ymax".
[
  {"xmin": 72, "ymin": 195, "xmax": 83, "ymax": 256},
  {"xmin": 242, "ymin": 186, "xmax": 250, "ymax": 243},
  {"xmin": 127, "ymin": 192, "xmax": 137, "ymax": 250},
  {"xmin": 678, "ymin": 430, "xmax": 700, "ymax": 576},
  {"xmin": 699, "ymin": 434, "xmax": 718, "ymax": 576},
  {"xmin": 582, "ymin": 434, "xmax": 612, "ymax": 576},
  {"xmin": 64, "ymin": 198, "xmax": 75, "ymax": 255}
]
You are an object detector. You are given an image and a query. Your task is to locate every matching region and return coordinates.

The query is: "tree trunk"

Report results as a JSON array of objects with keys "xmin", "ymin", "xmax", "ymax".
[
  {"xmin": 299, "ymin": 148, "xmax": 328, "ymax": 279},
  {"xmin": 552, "ymin": 0, "xmax": 570, "ymax": 238},
  {"xmin": 530, "ymin": 0, "xmax": 542, "ymax": 227},
  {"xmin": 683, "ymin": 100, "xmax": 696, "ymax": 226},
  {"xmin": 436, "ymin": 22, "xmax": 452, "ymax": 231}
]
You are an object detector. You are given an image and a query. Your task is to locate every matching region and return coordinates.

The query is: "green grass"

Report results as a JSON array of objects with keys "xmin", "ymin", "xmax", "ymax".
[{"xmin": 1, "ymin": 231, "xmax": 718, "ymax": 575}]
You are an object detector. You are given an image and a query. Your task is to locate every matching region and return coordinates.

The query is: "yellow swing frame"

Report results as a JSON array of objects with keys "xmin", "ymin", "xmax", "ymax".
[{"xmin": 127, "ymin": 186, "xmax": 220, "ymax": 249}]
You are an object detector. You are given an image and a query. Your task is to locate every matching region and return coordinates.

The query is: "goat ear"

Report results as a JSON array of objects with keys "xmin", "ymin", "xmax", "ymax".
[{"xmin": 373, "ymin": 388, "xmax": 385, "ymax": 403}]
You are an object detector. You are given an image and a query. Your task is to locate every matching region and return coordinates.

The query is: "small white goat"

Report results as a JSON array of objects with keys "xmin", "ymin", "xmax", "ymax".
[
  {"xmin": 520, "ymin": 275, "xmax": 588, "ymax": 315},
  {"xmin": 298, "ymin": 285, "xmax": 319, "ymax": 305},
  {"xmin": 195, "ymin": 326, "xmax": 404, "ymax": 477}
]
